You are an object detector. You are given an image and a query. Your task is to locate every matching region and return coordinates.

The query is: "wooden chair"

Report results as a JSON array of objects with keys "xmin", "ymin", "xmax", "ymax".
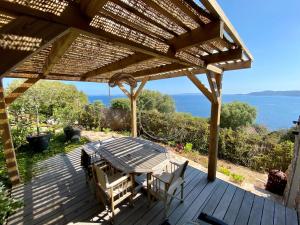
[
  {"xmin": 81, "ymin": 148, "xmax": 103, "ymax": 184},
  {"xmin": 147, "ymin": 160, "xmax": 189, "ymax": 218},
  {"xmin": 92, "ymin": 163, "xmax": 134, "ymax": 223}
]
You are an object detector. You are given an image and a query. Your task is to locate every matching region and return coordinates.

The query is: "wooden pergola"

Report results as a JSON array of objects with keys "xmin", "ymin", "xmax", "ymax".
[{"xmin": 0, "ymin": 0, "xmax": 252, "ymax": 185}]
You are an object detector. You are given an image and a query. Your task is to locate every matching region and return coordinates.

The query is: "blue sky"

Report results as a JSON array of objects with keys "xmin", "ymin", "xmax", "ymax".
[{"xmin": 4, "ymin": 0, "xmax": 300, "ymax": 95}]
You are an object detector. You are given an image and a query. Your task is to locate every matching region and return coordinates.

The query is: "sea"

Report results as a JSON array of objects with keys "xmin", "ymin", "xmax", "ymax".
[{"xmin": 88, "ymin": 94, "xmax": 300, "ymax": 130}]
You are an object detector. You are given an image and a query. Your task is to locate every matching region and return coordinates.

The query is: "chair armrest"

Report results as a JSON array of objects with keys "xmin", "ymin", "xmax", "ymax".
[
  {"xmin": 152, "ymin": 173, "xmax": 170, "ymax": 185},
  {"xmin": 107, "ymin": 174, "xmax": 131, "ymax": 188}
]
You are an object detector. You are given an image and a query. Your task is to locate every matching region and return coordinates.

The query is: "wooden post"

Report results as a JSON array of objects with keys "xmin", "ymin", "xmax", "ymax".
[
  {"xmin": 207, "ymin": 72, "xmax": 222, "ymax": 181},
  {"xmin": 0, "ymin": 79, "xmax": 20, "ymax": 185},
  {"xmin": 117, "ymin": 77, "xmax": 148, "ymax": 138},
  {"xmin": 207, "ymin": 100, "xmax": 221, "ymax": 181},
  {"xmin": 130, "ymin": 86, "xmax": 137, "ymax": 138},
  {"xmin": 285, "ymin": 116, "xmax": 300, "ymax": 208},
  {"xmin": 188, "ymin": 71, "xmax": 223, "ymax": 181}
]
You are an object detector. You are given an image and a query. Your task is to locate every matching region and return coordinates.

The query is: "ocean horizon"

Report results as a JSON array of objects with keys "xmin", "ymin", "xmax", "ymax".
[{"xmin": 88, "ymin": 94, "xmax": 300, "ymax": 130}]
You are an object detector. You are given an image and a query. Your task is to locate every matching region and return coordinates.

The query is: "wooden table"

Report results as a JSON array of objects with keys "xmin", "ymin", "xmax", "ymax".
[{"xmin": 95, "ymin": 137, "xmax": 169, "ymax": 174}]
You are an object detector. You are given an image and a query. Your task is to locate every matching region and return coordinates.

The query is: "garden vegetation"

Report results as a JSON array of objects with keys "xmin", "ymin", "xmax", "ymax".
[{"xmin": 0, "ymin": 80, "xmax": 295, "ymax": 219}]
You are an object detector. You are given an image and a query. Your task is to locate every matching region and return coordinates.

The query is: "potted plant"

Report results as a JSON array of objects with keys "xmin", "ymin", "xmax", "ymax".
[
  {"xmin": 26, "ymin": 97, "xmax": 51, "ymax": 152},
  {"xmin": 63, "ymin": 125, "xmax": 81, "ymax": 142},
  {"xmin": 58, "ymin": 103, "xmax": 82, "ymax": 142}
]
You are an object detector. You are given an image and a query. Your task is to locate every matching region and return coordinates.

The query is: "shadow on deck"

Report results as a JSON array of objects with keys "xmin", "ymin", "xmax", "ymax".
[{"xmin": 7, "ymin": 144, "xmax": 299, "ymax": 225}]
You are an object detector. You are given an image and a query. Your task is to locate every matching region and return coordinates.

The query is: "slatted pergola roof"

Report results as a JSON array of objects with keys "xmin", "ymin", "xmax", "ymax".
[
  {"xmin": 0, "ymin": 0, "xmax": 253, "ymax": 185},
  {"xmin": 0, "ymin": 0, "xmax": 252, "ymax": 82}
]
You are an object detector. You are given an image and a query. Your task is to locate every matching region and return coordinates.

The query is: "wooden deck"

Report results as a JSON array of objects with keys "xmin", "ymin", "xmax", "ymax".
[{"xmin": 7, "ymin": 144, "xmax": 299, "ymax": 225}]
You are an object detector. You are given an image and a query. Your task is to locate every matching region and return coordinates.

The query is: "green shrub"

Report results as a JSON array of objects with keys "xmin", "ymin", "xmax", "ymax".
[
  {"xmin": 103, "ymin": 128, "xmax": 112, "ymax": 134},
  {"xmin": 220, "ymin": 102, "xmax": 257, "ymax": 129},
  {"xmin": 110, "ymin": 98, "xmax": 130, "ymax": 111},
  {"xmin": 0, "ymin": 182, "xmax": 23, "ymax": 224},
  {"xmin": 230, "ymin": 173, "xmax": 245, "ymax": 184},
  {"xmin": 184, "ymin": 143, "xmax": 193, "ymax": 152},
  {"xmin": 139, "ymin": 111, "xmax": 209, "ymax": 152},
  {"xmin": 218, "ymin": 166, "xmax": 231, "ymax": 176},
  {"xmin": 137, "ymin": 90, "xmax": 175, "ymax": 113},
  {"xmin": 79, "ymin": 101, "xmax": 104, "ymax": 130}
]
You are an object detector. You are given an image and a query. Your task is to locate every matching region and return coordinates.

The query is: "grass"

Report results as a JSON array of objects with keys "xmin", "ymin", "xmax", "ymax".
[
  {"xmin": 218, "ymin": 166, "xmax": 231, "ymax": 176},
  {"xmin": 230, "ymin": 173, "xmax": 245, "ymax": 184},
  {"xmin": 0, "ymin": 132, "xmax": 89, "ymax": 185}
]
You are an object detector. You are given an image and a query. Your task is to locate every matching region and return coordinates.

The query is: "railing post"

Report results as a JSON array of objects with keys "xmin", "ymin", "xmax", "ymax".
[{"xmin": 0, "ymin": 78, "xmax": 21, "ymax": 185}]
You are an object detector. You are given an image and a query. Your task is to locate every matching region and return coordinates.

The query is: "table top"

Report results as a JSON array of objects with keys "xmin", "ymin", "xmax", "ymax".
[{"xmin": 94, "ymin": 137, "xmax": 169, "ymax": 173}]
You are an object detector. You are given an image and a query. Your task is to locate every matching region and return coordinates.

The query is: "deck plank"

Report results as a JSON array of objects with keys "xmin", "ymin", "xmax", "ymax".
[
  {"xmin": 261, "ymin": 199, "xmax": 275, "ymax": 225},
  {"xmin": 274, "ymin": 202, "xmax": 286, "ymax": 225},
  {"xmin": 234, "ymin": 191, "xmax": 255, "ymax": 225},
  {"xmin": 286, "ymin": 207, "xmax": 298, "ymax": 225},
  {"xmin": 133, "ymin": 168, "xmax": 200, "ymax": 225},
  {"xmin": 7, "ymin": 142, "xmax": 299, "ymax": 225},
  {"xmin": 141, "ymin": 169, "xmax": 205, "ymax": 225},
  {"xmin": 248, "ymin": 195, "xmax": 265, "ymax": 225},
  {"xmin": 223, "ymin": 188, "xmax": 245, "ymax": 225},
  {"xmin": 173, "ymin": 180, "xmax": 221, "ymax": 225},
  {"xmin": 202, "ymin": 181, "xmax": 228, "ymax": 215},
  {"xmin": 213, "ymin": 184, "xmax": 237, "ymax": 220}
]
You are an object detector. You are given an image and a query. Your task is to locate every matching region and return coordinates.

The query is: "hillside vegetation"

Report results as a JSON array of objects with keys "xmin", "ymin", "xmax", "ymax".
[{"xmin": 0, "ymin": 80, "xmax": 295, "ymax": 185}]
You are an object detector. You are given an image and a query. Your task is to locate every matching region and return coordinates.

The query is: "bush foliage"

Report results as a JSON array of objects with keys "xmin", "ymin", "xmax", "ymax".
[
  {"xmin": 1, "ymin": 80, "xmax": 295, "ymax": 185},
  {"xmin": 220, "ymin": 101, "xmax": 257, "ymax": 129}
]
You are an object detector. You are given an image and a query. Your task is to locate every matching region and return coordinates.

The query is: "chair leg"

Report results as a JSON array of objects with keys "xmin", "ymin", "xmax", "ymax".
[{"xmin": 180, "ymin": 183, "xmax": 184, "ymax": 203}]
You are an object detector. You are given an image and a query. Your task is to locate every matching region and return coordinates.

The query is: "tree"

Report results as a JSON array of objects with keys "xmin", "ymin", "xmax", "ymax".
[
  {"xmin": 7, "ymin": 79, "xmax": 88, "ymax": 127},
  {"xmin": 110, "ymin": 98, "xmax": 130, "ymax": 111},
  {"xmin": 79, "ymin": 100, "xmax": 104, "ymax": 130},
  {"xmin": 220, "ymin": 101, "xmax": 256, "ymax": 129},
  {"xmin": 137, "ymin": 89, "xmax": 175, "ymax": 113}
]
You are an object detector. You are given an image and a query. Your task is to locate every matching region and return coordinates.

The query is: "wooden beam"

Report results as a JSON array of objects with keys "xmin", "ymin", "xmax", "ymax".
[
  {"xmin": 206, "ymin": 64, "xmax": 223, "ymax": 74},
  {"xmin": 134, "ymin": 77, "xmax": 148, "ymax": 99},
  {"xmin": 131, "ymin": 63, "xmax": 187, "ymax": 78},
  {"xmin": 5, "ymin": 78, "xmax": 40, "ymax": 105},
  {"xmin": 220, "ymin": 60, "xmax": 251, "ymax": 71},
  {"xmin": 144, "ymin": 0, "xmax": 191, "ymax": 31},
  {"xmin": 0, "ymin": 16, "xmax": 68, "ymax": 77},
  {"xmin": 81, "ymin": 53, "xmax": 153, "ymax": 80},
  {"xmin": 168, "ymin": 21, "xmax": 223, "ymax": 52},
  {"xmin": 80, "ymin": 0, "xmax": 108, "ymax": 18},
  {"xmin": 200, "ymin": 0, "xmax": 253, "ymax": 60},
  {"xmin": 187, "ymin": 72, "xmax": 213, "ymax": 102},
  {"xmin": 43, "ymin": 30, "xmax": 78, "ymax": 75},
  {"xmin": 202, "ymin": 48, "xmax": 243, "ymax": 64},
  {"xmin": 206, "ymin": 71, "xmax": 219, "ymax": 103},
  {"xmin": 0, "ymin": 2, "xmax": 194, "ymax": 67},
  {"xmin": 0, "ymin": 79, "xmax": 20, "ymax": 185},
  {"xmin": 118, "ymin": 83, "xmax": 131, "ymax": 98},
  {"xmin": 7, "ymin": 71, "xmax": 108, "ymax": 82}
]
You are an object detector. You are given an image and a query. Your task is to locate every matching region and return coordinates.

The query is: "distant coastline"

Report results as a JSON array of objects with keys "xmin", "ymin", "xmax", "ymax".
[
  {"xmin": 89, "ymin": 90, "xmax": 300, "ymax": 98},
  {"xmin": 247, "ymin": 90, "xmax": 300, "ymax": 96}
]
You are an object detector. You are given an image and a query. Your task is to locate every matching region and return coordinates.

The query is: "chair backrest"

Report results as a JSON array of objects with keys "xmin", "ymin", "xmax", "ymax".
[
  {"xmin": 169, "ymin": 160, "xmax": 189, "ymax": 184},
  {"xmin": 93, "ymin": 164, "xmax": 109, "ymax": 190},
  {"xmin": 81, "ymin": 149, "xmax": 91, "ymax": 171}
]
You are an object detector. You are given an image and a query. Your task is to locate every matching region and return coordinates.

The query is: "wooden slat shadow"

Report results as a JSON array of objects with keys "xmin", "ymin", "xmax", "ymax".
[{"xmin": 7, "ymin": 142, "xmax": 299, "ymax": 225}]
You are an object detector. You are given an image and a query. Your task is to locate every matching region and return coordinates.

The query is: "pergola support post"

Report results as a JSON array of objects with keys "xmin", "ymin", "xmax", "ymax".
[
  {"xmin": 187, "ymin": 71, "xmax": 223, "ymax": 181},
  {"xmin": 130, "ymin": 86, "xmax": 137, "ymax": 137},
  {"xmin": 207, "ymin": 100, "xmax": 221, "ymax": 181},
  {"xmin": 118, "ymin": 77, "xmax": 148, "ymax": 137},
  {"xmin": 0, "ymin": 79, "xmax": 20, "ymax": 185}
]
